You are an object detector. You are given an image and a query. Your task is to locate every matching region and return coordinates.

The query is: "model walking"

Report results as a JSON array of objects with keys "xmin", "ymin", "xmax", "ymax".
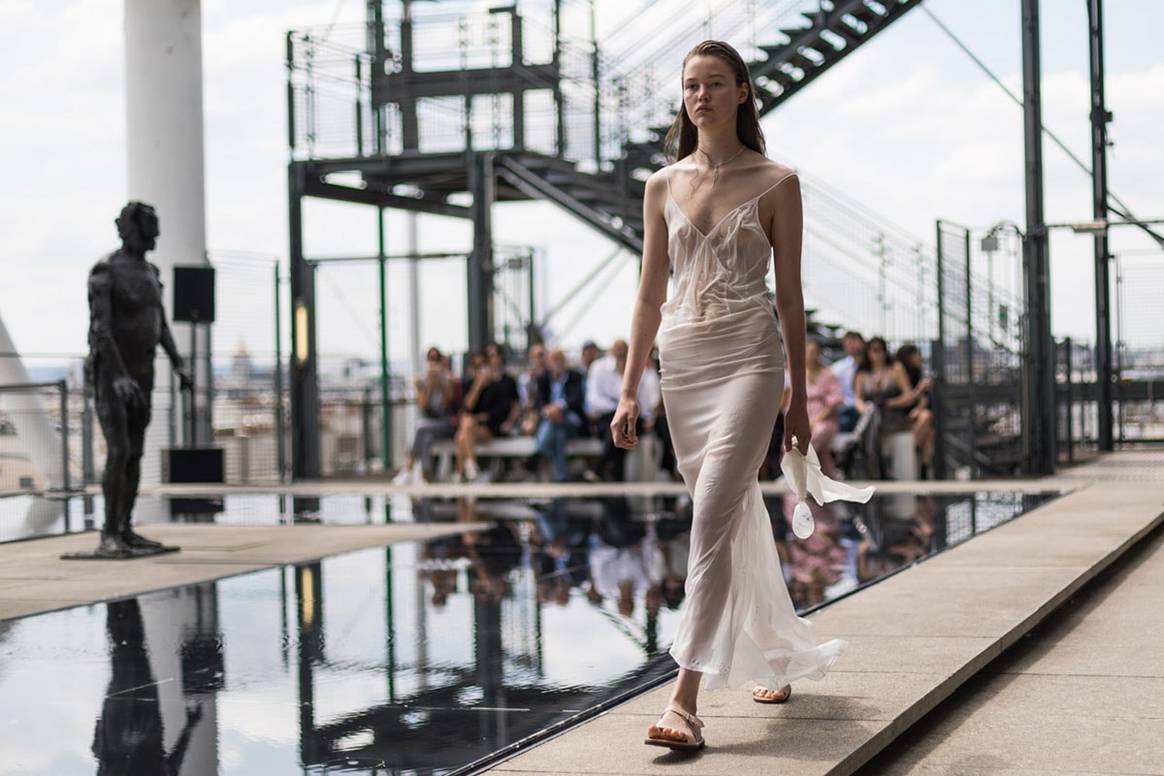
[{"xmin": 611, "ymin": 40, "xmax": 872, "ymax": 750}]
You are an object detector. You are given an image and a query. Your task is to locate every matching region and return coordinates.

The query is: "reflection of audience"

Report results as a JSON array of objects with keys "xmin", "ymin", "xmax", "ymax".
[
  {"xmin": 781, "ymin": 337, "xmax": 845, "ymax": 477},
  {"xmin": 856, "ymin": 494, "xmax": 939, "ymax": 582},
  {"xmin": 455, "ymin": 343, "xmax": 520, "ymax": 482},
  {"xmin": 395, "ymin": 346, "xmax": 459, "ymax": 484},
  {"xmin": 586, "ymin": 339, "xmax": 655, "ymax": 482},
  {"xmin": 533, "ymin": 348, "xmax": 588, "ymax": 482},
  {"xmin": 781, "ymin": 495, "xmax": 846, "ymax": 607},
  {"xmin": 92, "ymin": 599, "xmax": 203, "ymax": 776}
]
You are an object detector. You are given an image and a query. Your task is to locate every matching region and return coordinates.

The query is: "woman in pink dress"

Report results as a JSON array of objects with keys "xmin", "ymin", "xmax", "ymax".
[{"xmin": 781, "ymin": 337, "xmax": 845, "ymax": 478}]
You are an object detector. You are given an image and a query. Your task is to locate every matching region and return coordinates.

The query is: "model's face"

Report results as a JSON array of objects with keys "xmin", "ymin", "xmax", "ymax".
[{"xmin": 683, "ymin": 55, "xmax": 745, "ymax": 129}]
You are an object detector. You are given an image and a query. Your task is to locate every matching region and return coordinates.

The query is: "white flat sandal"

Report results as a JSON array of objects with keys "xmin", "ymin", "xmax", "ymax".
[{"xmin": 644, "ymin": 703, "xmax": 705, "ymax": 750}]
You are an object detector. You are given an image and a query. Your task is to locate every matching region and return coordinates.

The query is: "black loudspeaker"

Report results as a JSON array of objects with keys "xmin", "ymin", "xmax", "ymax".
[
  {"xmin": 173, "ymin": 265, "xmax": 216, "ymax": 323},
  {"xmin": 164, "ymin": 447, "xmax": 225, "ymax": 483}
]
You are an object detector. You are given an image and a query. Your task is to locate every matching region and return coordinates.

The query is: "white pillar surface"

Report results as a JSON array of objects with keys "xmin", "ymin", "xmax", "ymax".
[{"xmin": 124, "ymin": 0, "xmax": 210, "ymax": 483}]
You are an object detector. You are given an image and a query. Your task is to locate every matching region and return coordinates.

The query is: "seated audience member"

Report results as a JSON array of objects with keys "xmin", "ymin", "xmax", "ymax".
[
  {"xmin": 895, "ymin": 343, "xmax": 935, "ymax": 478},
  {"xmin": 455, "ymin": 342, "xmax": 520, "ymax": 482},
  {"xmin": 394, "ymin": 346, "xmax": 459, "ymax": 484},
  {"xmin": 533, "ymin": 347, "xmax": 587, "ymax": 482},
  {"xmin": 586, "ymin": 339, "xmax": 655, "ymax": 481},
  {"xmin": 854, "ymin": 337, "xmax": 930, "ymax": 460},
  {"xmin": 580, "ymin": 340, "xmax": 602, "ymax": 376},
  {"xmin": 829, "ymin": 330, "xmax": 865, "ymax": 432},
  {"xmin": 780, "ymin": 336, "xmax": 845, "ymax": 477},
  {"xmin": 518, "ymin": 342, "xmax": 548, "ymax": 435}
]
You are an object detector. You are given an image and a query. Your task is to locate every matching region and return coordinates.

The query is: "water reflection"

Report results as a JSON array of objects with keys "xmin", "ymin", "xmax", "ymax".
[
  {"xmin": 0, "ymin": 489, "xmax": 1056, "ymax": 775},
  {"xmin": 94, "ymin": 600, "xmax": 205, "ymax": 776}
]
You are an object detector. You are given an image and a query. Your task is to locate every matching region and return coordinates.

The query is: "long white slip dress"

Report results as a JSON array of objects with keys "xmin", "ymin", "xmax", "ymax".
[{"xmin": 655, "ymin": 165, "xmax": 871, "ymax": 691}]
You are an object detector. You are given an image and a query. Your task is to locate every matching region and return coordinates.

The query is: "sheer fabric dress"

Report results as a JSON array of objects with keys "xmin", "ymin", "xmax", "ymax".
[{"xmin": 656, "ymin": 165, "xmax": 854, "ymax": 690}]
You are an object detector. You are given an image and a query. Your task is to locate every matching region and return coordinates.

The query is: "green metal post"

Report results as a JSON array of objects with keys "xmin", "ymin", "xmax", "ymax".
[{"xmin": 378, "ymin": 207, "xmax": 392, "ymax": 472}]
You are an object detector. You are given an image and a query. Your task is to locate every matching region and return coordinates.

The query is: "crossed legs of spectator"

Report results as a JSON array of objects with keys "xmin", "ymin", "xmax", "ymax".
[{"xmin": 455, "ymin": 414, "xmax": 491, "ymax": 481}]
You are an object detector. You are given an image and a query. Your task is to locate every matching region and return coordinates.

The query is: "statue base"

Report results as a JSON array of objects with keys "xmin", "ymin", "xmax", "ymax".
[{"xmin": 61, "ymin": 545, "xmax": 180, "ymax": 561}]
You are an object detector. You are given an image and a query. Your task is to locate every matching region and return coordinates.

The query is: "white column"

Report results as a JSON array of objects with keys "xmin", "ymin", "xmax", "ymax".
[{"xmin": 124, "ymin": 0, "xmax": 210, "ymax": 483}]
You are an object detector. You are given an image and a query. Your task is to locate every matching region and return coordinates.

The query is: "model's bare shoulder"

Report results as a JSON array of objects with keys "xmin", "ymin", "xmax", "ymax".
[{"xmin": 764, "ymin": 161, "xmax": 798, "ymax": 188}]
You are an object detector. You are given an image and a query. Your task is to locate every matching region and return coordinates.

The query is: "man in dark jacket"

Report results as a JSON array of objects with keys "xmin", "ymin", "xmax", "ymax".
[{"xmin": 533, "ymin": 347, "xmax": 587, "ymax": 481}]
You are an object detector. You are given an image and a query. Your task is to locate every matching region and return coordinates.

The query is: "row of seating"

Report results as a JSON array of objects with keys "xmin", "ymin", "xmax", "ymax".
[{"xmin": 427, "ymin": 405, "xmax": 917, "ymax": 482}]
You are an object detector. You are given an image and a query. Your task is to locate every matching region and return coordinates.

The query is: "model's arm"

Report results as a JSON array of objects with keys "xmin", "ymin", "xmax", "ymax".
[
  {"xmin": 770, "ymin": 173, "xmax": 810, "ymax": 453},
  {"xmin": 612, "ymin": 171, "xmax": 670, "ymax": 448}
]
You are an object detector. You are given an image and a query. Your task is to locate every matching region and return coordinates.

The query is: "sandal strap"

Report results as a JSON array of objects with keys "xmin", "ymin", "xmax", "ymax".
[{"xmin": 666, "ymin": 704, "xmax": 704, "ymax": 729}]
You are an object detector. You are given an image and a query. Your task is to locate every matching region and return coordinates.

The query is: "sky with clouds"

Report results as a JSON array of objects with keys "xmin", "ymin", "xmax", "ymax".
[{"xmin": 1, "ymin": 0, "xmax": 1161, "ymax": 374}]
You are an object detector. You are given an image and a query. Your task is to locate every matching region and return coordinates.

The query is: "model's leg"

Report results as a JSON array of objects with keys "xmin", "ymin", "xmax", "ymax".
[
  {"xmin": 650, "ymin": 372, "xmax": 782, "ymax": 741},
  {"xmin": 647, "ymin": 667, "xmax": 704, "ymax": 744}
]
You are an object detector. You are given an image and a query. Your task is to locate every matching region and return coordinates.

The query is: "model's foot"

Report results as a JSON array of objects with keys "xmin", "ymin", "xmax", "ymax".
[
  {"xmin": 94, "ymin": 532, "xmax": 136, "ymax": 558},
  {"xmin": 646, "ymin": 701, "xmax": 701, "ymax": 746},
  {"xmin": 121, "ymin": 528, "xmax": 164, "ymax": 550},
  {"xmin": 752, "ymin": 684, "xmax": 791, "ymax": 703}
]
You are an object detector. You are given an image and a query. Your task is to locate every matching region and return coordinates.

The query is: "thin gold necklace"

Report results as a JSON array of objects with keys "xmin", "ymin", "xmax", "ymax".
[{"xmin": 692, "ymin": 143, "xmax": 746, "ymax": 195}]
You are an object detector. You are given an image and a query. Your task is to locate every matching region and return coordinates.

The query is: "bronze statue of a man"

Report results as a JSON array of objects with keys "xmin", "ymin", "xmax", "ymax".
[{"xmin": 85, "ymin": 201, "xmax": 192, "ymax": 558}]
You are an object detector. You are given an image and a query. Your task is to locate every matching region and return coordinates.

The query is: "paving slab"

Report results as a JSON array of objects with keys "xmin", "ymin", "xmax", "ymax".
[
  {"xmin": 483, "ymin": 454, "xmax": 1164, "ymax": 776},
  {"xmin": 0, "ymin": 521, "xmax": 489, "ymax": 621},
  {"xmin": 856, "ymin": 500, "xmax": 1164, "ymax": 775}
]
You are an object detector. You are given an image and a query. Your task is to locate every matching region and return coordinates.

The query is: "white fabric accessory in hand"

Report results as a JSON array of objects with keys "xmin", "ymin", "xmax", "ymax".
[{"xmin": 780, "ymin": 436, "xmax": 876, "ymax": 539}]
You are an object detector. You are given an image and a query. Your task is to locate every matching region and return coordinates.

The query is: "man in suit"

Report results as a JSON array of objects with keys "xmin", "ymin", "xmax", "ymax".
[{"xmin": 534, "ymin": 347, "xmax": 587, "ymax": 481}]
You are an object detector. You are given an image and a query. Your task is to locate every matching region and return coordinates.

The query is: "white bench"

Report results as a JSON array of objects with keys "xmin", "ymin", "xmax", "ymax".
[{"xmin": 429, "ymin": 436, "xmax": 604, "ymax": 481}]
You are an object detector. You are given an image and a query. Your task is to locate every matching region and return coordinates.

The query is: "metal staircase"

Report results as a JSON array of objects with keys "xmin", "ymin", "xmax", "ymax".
[{"xmin": 285, "ymin": 0, "xmax": 935, "ymax": 478}]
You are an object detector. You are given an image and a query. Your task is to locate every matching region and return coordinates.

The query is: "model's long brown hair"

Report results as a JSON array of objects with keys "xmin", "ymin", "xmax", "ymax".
[{"xmin": 662, "ymin": 40, "xmax": 766, "ymax": 165}]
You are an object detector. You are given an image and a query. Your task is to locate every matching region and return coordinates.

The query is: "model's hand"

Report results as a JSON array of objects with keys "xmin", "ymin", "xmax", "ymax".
[
  {"xmin": 113, "ymin": 375, "xmax": 145, "ymax": 408},
  {"xmin": 611, "ymin": 397, "xmax": 639, "ymax": 449},
  {"xmin": 784, "ymin": 399, "xmax": 811, "ymax": 454}
]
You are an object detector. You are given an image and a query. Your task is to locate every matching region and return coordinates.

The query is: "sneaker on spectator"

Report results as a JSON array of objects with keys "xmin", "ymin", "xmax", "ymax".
[
  {"xmin": 391, "ymin": 467, "xmax": 413, "ymax": 485},
  {"xmin": 411, "ymin": 461, "xmax": 427, "ymax": 484}
]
